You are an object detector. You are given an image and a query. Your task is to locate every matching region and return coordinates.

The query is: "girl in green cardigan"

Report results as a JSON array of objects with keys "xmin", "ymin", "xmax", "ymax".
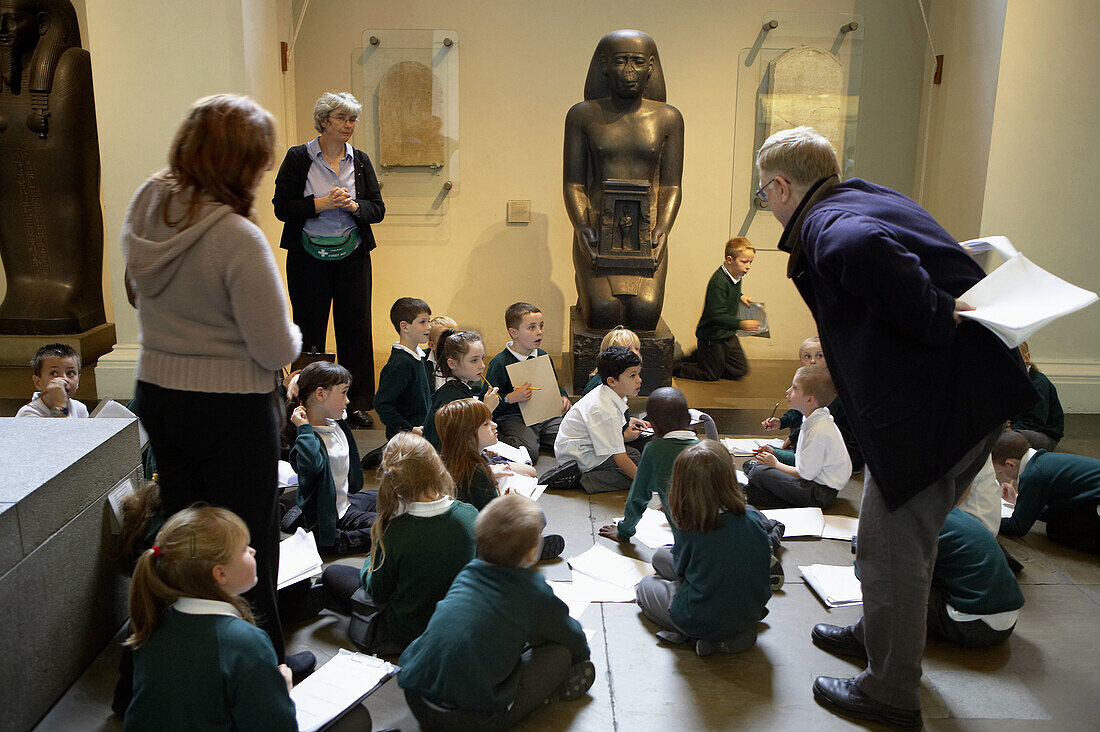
[
  {"xmin": 635, "ymin": 440, "xmax": 773, "ymax": 656},
  {"xmin": 125, "ymin": 507, "xmax": 296, "ymax": 730},
  {"xmin": 422, "ymin": 329, "xmax": 501, "ymax": 448},
  {"xmin": 286, "ymin": 361, "xmax": 376, "ymax": 554},
  {"xmin": 436, "ymin": 398, "xmax": 564, "ymax": 560}
]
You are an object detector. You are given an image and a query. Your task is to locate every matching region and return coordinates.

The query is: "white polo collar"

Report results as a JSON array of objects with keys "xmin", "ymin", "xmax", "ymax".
[
  {"xmin": 1018, "ymin": 447, "xmax": 1038, "ymax": 475},
  {"xmin": 663, "ymin": 429, "xmax": 696, "ymax": 440},
  {"xmin": 721, "ymin": 265, "xmax": 742, "ymax": 285},
  {"xmin": 173, "ymin": 597, "xmax": 241, "ymax": 618},
  {"xmin": 393, "ymin": 342, "xmax": 425, "ymax": 360},
  {"xmin": 407, "ymin": 496, "xmax": 454, "ymax": 517},
  {"xmin": 506, "ymin": 341, "xmax": 537, "ymax": 361}
]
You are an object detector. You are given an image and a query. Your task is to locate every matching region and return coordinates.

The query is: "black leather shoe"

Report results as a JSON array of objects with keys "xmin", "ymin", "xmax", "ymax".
[
  {"xmin": 285, "ymin": 650, "xmax": 317, "ymax": 684},
  {"xmin": 811, "ymin": 623, "xmax": 867, "ymax": 659},
  {"xmin": 539, "ymin": 533, "xmax": 565, "ymax": 561},
  {"xmin": 742, "ymin": 459, "xmax": 760, "ymax": 474},
  {"xmin": 813, "ymin": 676, "xmax": 923, "ymax": 729},
  {"xmin": 539, "ymin": 460, "xmax": 581, "ymax": 491},
  {"xmin": 345, "ymin": 410, "xmax": 374, "ymax": 429}
]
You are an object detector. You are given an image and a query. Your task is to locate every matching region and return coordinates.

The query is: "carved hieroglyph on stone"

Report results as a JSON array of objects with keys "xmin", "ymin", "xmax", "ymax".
[
  {"xmin": 763, "ymin": 46, "xmax": 844, "ymax": 157},
  {"xmin": 377, "ymin": 60, "xmax": 444, "ymax": 169}
]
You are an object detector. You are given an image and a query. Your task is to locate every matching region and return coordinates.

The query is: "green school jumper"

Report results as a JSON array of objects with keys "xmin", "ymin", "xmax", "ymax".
[
  {"xmin": 126, "ymin": 603, "xmax": 296, "ymax": 732},
  {"xmin": 936, "ymin": 508, "xmax": 1024, "ymax": 615},
  {"xmin": 374, "ymin": 346, "xmax": 432, "ymax": 438},
  {"xmin": 361, "ymin": 501, "xmax": 478, "ymax": 647},
  {"xmin": 398, "ymin": 558, "xmax": 590, "ymax": 712},
  {"xmin": 670, "ymin": 510, "xmax": 772, "ymax": 642},
  {"xmin": 485, "ymin": 347, "xmax": 567, "ymax": 421},
  {"xmin": 616, "ymin": 435, "xmax": 699, "ymax": 541},
  {"xmin": 1001, "ymin": 451, "xmax": 1100, "ymax": 536},
  {"xmin": 1011, "ymin": 366, "xmax": 1065, "ymax": 441},
  {"xmin": 695, "ymin": 266, "xmax": 744, "ymax": 341},
  {"xmin": 456, "ymin": 464, "xmax": 499, "ymax": 510},
  {"xmin": 290, "ymin": 420, "xmax": 363, "ymax": 547},
  {"xmin": 423, "ymin": 378, "xmax": 488, "ymax": 449}
]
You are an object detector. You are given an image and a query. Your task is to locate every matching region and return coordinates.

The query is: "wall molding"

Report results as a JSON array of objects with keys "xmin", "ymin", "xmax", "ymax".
[
  {"xmin": 94, "ymin": 343, "xmax": 140, "ymax": 400},
  {"xmin": 1037, "ymin": 359, "xmax": 1100, "ymax": 413}
]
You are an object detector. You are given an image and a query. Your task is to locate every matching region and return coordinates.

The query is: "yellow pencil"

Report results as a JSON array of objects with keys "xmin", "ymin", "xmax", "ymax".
[
  {"xmin": 769, "ymin": 402, "xmax": 780, "ymax": 418},
  {"xmin": 529, "ymin": 387, "xmax": 542, "ymax": 391}
]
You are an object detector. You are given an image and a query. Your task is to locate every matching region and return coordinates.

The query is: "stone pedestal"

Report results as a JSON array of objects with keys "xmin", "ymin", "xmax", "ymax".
[
  {"xmin": 0, "ymin": 418, "xmax": 140, "ymax": 730},
  {"xmin": 0, "ymin": 322, "xmax": 117, "ymax": 399},
  {"xmin": 570, "ymin": 306, "xmax": 673, "ymax": 395}
]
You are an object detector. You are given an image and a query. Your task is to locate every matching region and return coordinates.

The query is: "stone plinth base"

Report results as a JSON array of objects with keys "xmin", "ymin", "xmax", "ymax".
[
  {"xmin": 570, "ymin": 306, "xmax": 673, "ymax": 395},
  {"xmin": 0, "ymin": 418, "xmax": 140, "ymax": 730},
  {"xmin": 0, "ymin": 322, "xmax": 116, "ymax": 399}
]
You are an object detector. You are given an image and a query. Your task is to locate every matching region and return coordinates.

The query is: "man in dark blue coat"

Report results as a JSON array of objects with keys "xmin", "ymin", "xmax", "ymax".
[{"xmin": 755, "ymin": 126, "xmax": 1036, "ymax": 729}]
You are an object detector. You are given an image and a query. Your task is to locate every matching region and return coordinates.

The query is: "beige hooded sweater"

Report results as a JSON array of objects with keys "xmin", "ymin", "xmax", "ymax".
[{"xmin": 122, "ymin": 179, "xmax": 301, "ymax": 394}]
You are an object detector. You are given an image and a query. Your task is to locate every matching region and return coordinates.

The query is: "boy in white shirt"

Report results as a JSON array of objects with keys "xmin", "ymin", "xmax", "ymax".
[
  {"xmin": 554, "ymin": 346, "xmax": 646, "ymax": 493},
  {"xmin": 743, "ymin": 365, "xmax": 851, "ymax": 508},
  {"xmin": 17, "ymin": 344, "xmax": 88, "ymax": 418}
]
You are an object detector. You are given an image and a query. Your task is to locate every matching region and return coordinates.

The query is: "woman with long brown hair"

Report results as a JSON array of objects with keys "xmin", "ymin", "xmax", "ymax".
[{"xmin": 122, "ymin": 94, "xmax": 305, "ymax": 675}]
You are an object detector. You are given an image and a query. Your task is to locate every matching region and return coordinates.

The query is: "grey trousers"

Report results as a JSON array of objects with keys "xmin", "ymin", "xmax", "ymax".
[
  {"xmin": 635, "ymin": 547, "xmax": 689, "ymax": 639},
  {"xmin": 744, "ymin": 464, "xmax": 838, "ymax": 509},
  {"xmin": 850, "ymin": 428, "xmax": 1001, "ymax": 710},
  {"xmin": 1013, "ymin": 428, "xmax": 1058, "ymax": 452},
  {"xmin": 404, "ymin": 644, "xmax": 572, "ymax": 731},
  {"xmin": 926, "ymin": 588, "xmax": 1015, "ymax": 648},
  {"xmin": 497, "ymin": 414, "xmax": 562, "ymax": 465},
  {"xmin": 579, "ymin": 446, "xmax": 642, "ymax": 494}
]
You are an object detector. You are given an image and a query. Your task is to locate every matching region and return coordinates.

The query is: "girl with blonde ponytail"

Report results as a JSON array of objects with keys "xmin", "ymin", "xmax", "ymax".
[
  {"xmin": 123, "ymin": 506, "xmax": 296, "ymax": 730},
  {"xmin": 322, "ymin": 432, "xmax": 478, "ymax": 654}
]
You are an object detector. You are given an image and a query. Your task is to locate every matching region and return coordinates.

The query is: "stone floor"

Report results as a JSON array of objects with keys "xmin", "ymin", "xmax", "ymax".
[{"xmin": 29, "ymin": 363, "xmax": 1100, "ymax": 731}]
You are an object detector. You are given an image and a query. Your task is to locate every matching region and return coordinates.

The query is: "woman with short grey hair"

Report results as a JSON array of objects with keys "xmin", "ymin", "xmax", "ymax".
[{"xmin": 274, "ymin": 92, "xmax": 385, "ymax": 429}]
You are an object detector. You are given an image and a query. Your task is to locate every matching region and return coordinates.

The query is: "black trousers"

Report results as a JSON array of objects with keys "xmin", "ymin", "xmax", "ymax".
[
  {"xmin": 134, "ymin": 381, "xmax": 285, "ymax": 659},
  {"xmin": 1045, "ymin": 503, "xmax": 1100, "ymax": 555},
  {"xmin": 286, "ymin": 244, "xmax": 375, "ymax": 411},
  {"xmin": 674, "ymin": 336, "xmax": 748, "ymax": 381}
]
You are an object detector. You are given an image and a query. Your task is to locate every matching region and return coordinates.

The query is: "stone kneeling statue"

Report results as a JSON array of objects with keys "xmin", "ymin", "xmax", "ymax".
[
  {"xmin": 563, "ymin": 29, "xmax": 684, "ymax": 332},
  {"xmin": 0, "ymin": 0, "xmax": 106, "ymax": 334}
]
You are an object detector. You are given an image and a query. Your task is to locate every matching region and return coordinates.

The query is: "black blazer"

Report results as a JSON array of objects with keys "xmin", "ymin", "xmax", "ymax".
[{"xmin": 272, "ymin": 143, "xmax": 385, "ymax": 252}]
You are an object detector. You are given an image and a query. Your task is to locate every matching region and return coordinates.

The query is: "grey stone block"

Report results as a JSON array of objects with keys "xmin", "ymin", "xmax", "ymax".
[
  {"xmin": 0, "ymin": 502, "xmax": 19, "ymax": 576},
  {"xmin": 570, "ymin": 306, "xmax": 674, "ymax": 395}
]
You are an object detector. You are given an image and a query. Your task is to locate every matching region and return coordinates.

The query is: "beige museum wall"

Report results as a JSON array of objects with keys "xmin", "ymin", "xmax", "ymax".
[
  {"xmin": 916, "ymin": 0, "xmax": 1100, "ymax": 411},
  {"xmin": 290, "ymin": 0, "xmax": 930, "ymax": 363}
]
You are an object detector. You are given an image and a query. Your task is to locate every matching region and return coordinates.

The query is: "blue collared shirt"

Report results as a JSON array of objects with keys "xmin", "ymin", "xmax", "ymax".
[{"xmin": 303, "ymin": 137, "xmax": 357, "ymax": 238}]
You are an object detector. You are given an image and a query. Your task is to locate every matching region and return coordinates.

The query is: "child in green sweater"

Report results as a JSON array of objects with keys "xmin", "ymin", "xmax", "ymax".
[
  {"xmin": 374, "ymin": 297, "xmax": 433, "ymax": 438},
  {"xmin": 321, "ymin": 432, "xmax": 478, "ymax": 654},
  {"xmin": 994, "ymin": 430, "xmax": 1100, "ymax": 555},
  {"xmin": 635, "ymin": 440, "xmax": 773, "ymax": 656},
  {"xmin": 436, "ymin": 397, "xmax": 564, "ymax": 561},
  {"xmin": 399, "ymin": 494, "xmax": 594, "ymax": 728},
  {"xmin": 125, "ymin": 507, "xmax": 296, "ymax": 731},
  {"xmin": 286, "ymin": 361, "xmax": 376, "ymax": 554},
  {"xmin": 674, "ymin": 237, "xmax": 760, "ymax": 381},
  {"xmin": 422, "ymin": 329, "xmax": 501, "ymax": 449},
  {"xmin": 1008, "ymin": 341, "xmax": 1064, "ymax": 451}
]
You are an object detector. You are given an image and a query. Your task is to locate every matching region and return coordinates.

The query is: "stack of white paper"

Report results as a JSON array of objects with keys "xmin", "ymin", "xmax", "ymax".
[
  {"xmin": 485, "ymin": 440, "xmax": 533, "ymax": 465},
  {"xmin": 721, "ymin": 437, "xmax": 784, "ymax": 456},
  {"xmin": 90, "ymin": 399, "xmax": 149, "ymax": 448},
  {"xmin": 956, "ymin": 242, "xmax": 1097, "ymax": 348},
  {"xmin": 499, "ymin": 472, "xmax": 546, "ymax": 501},
  {"xmin": 277, "ymin": 528, "xmax": 323, "ymax": 590},
  {"xmin": 821, "ymin": 515, "xmax": 860, "ymax": 541},
  {"xmin": 556, "ymin": 569, "xmax": 637, "ymax": 603},
  {"xmin": 1001, "ymin": 499, "xmax": 1015, "ymax": 519},
  {"xmin": 800, "ymin": 564, "xmax": 863, "ymax": 607},
  {"xmin": 568, "ymin": 544, "xmax": 652, "ymax": 590},
  {"xmin": 614, "ymin": 508, "xmax": 674, "ymax": 549},
  {"xmin": 290, "ymin": 649, "xmax": 398, "ymax": 732}
]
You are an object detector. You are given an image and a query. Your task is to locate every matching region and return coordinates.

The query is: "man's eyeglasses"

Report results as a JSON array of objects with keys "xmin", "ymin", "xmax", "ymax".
[{"xmin": 755, "ymin": 177, "xmax": 778, "ymax": 205}]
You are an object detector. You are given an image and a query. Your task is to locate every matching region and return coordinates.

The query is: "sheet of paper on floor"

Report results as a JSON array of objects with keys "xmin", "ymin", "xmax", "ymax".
[
  {"xmin": 613, "ymin": 507, "xmax": 674, "ymax": 549},
  {"xmin": 799, "ymin": 564, "xmax": 863, "ymax": 607},
  {"xmin": 547, "ymin": 580, "xmax": 592, "ymax": 620},
  {"xmin": 821, "ymin": 515, "xmax": 859, "ymax": 541},
  {"xmin": 499, "ymin": 472, "xmax": 545, "ymax": 501},
  {"xmin": 484, "ymin": 440, "xmax": 532, "ymax": 465},
  {"xmin": 566, "ymin": 568, "xmax": 639, "ymax": 602},
  {"xmin": 568, "ymin": 544, "xmax": 653, "ymax": 589},
  {"xmin": 760, "ymin": 507, "xmax": 826, "ymax": 538},
  {"xmin": 277, "ymin": 528, "xmax": 323, "ymax": 589},
  {"xmin": 721, "ymin": 437, "xmax": 784, "ymax": 456},
  {"xmin": 584, "ymin": 629, "xmax": 598, "ymax": 645},
  {"xmin": 736, "ymin": 470, "xmax": 748, "ymax": 486},
  {"xmin": 1001, "ymin": 499, "xmax": 1015, "ymax": 519},
  {"xmin": 290, "ymin": 649, "xmax": 397, "ymax": 732}
]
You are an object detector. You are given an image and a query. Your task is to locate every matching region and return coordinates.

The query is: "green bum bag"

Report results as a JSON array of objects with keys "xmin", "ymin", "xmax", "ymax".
[{"xmin": 301, "ymin": 229, "xmax": 360, "ymax": 261}]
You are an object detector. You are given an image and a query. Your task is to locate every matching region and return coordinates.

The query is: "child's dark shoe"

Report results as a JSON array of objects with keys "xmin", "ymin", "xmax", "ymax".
[
  {"xmin": 769, "ymin": 553, "xmax": 784, "ymax": 591},
  {"xmin": 539, "ymin": 533, "xmax": 565, "ymax": 561},
  {"xmin": 280, "ymin": 505, "xmax": 303, "ymax": 533},
  {"xmin": 539, "ymin": 460, "xmax": 581, "ymax": 491},
  {"xmin": 695, "ymin": 628, "xmax": 757, "ymax": 656},
  {"xmin": 285, "ymin": 650, "xmax": 317, "ymax": 684},
  {"xmin": 546, "ymin": 660, "xmax": 596, "ymax": 703},
  {"xmin": 742, "ymin": 459, "xmax": 760, "ymax": 474}
]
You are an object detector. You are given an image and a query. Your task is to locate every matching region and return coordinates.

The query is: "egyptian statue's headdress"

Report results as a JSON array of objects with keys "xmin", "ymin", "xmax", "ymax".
[
  {"xmin": 17, "ymin": 0, "xmax": 81, "ymax": 137},
  {"xmin": 582, "ymin": 29, "xmax": 666, "ymax": 103}
]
